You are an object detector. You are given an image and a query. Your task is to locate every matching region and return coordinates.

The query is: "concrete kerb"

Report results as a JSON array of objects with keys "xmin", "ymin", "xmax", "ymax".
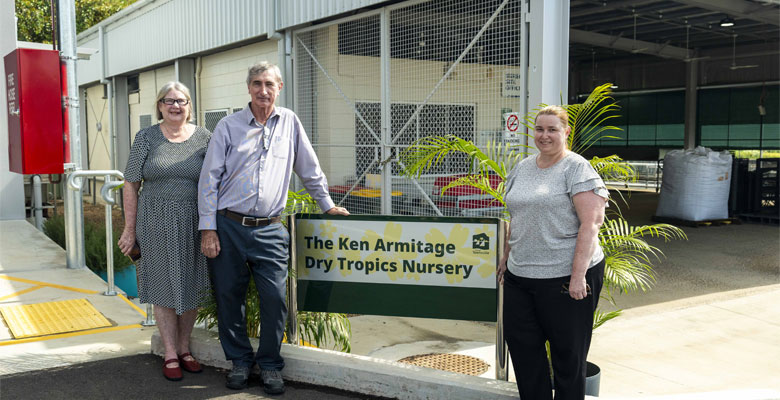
[{"xmin": 151, "ymin": 328, "xmax": 520, "ymax": 399}]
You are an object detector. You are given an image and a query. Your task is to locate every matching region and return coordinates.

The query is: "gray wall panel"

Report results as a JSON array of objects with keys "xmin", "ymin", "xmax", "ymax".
[
  {"xmin": 78, "ymin": 0, "xmax": 268, "ymax": 84},
  {"xmin": 77, "ymin": 37, "xmax": 102, "ymax": 86},
  {"xmin": 278, "ymin": 0, "xmax": 387, "ymax": 30},
  {"xmin": 77, "ymin": 0, "xmax": 391, "ymax": 85}
]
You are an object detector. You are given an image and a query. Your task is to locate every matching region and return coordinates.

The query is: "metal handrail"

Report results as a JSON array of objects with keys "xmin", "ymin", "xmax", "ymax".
[{"xmin": 67, "ymin": 169, "xmax": 124, "ymax": 296}]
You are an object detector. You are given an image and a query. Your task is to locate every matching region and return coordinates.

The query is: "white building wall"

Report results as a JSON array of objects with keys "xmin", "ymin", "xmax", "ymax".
[
  {"xmin": 128, "ymin": 66, "xmax": 175, "ymax": 140},
  {"xmin": 83, "ymin": 84, "xmax": 112, "ymax": 171},
  {"xmin": 198, "ymin": 40, "xmax": 280, "ymax": 119}
]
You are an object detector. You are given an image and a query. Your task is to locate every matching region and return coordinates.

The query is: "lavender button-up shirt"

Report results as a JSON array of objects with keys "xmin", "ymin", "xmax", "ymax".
[{"xmin": 198, "ymin": 105, "xmax": 335, "ymax": 230}]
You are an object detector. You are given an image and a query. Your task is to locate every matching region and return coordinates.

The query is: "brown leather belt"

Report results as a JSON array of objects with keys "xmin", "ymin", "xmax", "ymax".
[{"xmin": 218, "ymin": 209, "xmax": 282, "ymax": 227}]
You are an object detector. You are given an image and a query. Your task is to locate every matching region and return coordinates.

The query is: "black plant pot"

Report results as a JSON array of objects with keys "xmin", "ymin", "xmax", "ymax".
[{"xmin": 585, "ymin": 361, "xmax": 601, "ymax": 396}]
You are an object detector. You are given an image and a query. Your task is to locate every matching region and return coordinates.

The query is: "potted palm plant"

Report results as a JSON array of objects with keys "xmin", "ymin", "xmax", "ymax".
[{"xmin": 400, "ymin": 83, "xmax": 686, "ymax": 395}]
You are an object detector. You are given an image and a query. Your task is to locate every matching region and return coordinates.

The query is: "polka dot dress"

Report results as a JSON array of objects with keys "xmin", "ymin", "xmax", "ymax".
[{"xmin": 125, "ymin": 124, "xmax": 211, "ymax": 315}]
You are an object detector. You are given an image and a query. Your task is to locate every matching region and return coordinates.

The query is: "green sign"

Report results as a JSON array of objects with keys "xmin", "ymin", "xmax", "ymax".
[{"xmin": 295, "ymin": 215, "xmax": 499, "ymax": 322}]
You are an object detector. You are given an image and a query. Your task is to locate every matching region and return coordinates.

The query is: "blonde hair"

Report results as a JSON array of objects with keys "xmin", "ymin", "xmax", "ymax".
[
  {"xmin": 155, "ymin": 81, "xmax": 194, "ymax": 122},
  {"xmin": 535, "ymin": 105, "xmax": 569, "ymax": 127}
]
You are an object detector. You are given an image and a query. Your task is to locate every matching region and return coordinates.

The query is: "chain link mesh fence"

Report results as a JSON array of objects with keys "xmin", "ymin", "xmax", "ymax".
[{"xmin": 295, "ymin": 0, "xmax": 523, "ymax": 217}]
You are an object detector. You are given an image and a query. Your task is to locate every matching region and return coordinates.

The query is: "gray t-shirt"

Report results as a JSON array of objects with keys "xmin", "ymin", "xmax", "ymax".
[{"xmin": 504, "ymin": 152, "xmax": 609, "ymax": 279}]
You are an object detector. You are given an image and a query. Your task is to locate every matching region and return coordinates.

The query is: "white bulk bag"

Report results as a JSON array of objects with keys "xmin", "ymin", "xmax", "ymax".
[{"xmin": 655, "ymin": 146, "xmax": 733, "ymax": 221}]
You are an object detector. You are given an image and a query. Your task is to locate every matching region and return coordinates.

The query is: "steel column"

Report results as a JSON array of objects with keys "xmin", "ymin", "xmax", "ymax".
[
  {"xmin": 60, "ymin": 0, "xmax": 86, "ymax": 269},
  {"xmin": 380, "ymin": 10, "xmax": 392, "ymax": 215}
]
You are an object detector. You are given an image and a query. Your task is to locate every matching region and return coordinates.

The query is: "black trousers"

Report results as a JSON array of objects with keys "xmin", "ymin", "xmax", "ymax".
[{"xmin": 503, "ymin": 259, "xmax": 604, "ymax": 400}]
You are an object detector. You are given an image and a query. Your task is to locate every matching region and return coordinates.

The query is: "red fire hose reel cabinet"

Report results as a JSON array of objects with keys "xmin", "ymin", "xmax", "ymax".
[{"xmin": 5, "ymin": 48, "xmax": 64, "ymax": 174}]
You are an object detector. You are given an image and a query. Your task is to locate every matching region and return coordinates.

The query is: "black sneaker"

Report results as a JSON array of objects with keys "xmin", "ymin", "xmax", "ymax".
[
  {"xmin": 260, "ymin": 369, "xmax": 285, "ymax": 394},
  {"xmin": 225, "ymin": 365, "xmax": 250, "ymax": 390}
]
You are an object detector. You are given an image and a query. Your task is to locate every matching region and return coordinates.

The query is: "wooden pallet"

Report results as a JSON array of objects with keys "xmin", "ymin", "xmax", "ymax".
[
  {"xmin": 737, "ymin": 213, "xmax": 780, "ymax": 225},
  {"xmin": 651, "ymin": 215, "xmax": 742, "ymax": 227}
]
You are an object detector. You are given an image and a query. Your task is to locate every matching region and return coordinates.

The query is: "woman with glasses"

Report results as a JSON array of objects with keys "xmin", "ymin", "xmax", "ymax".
[
  {"xmin": 118, "ymin": 81, "xmax": 211, "ymax": 381},
  {"xmin": 497, "ymin": 105, "xmax": 608, "ymax": 399}
]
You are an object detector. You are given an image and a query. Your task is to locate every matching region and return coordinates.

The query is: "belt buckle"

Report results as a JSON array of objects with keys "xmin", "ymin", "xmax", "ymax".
[{"xmin": 242, "ymin": 216, "xmax": 256, "ymax": 226}]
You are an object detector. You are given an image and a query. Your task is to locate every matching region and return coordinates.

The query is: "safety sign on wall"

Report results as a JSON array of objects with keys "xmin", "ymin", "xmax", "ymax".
[
  {"xmin": 502, "ymin": 69, "xmax": 523, "ymax": 97},
  {"xmin": 503, "ymin": 111, "xmax": 524, "ymax": 144}
]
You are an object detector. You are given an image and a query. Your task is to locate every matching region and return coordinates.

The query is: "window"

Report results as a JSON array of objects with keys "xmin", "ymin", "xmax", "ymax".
[
  {"xmin": 590, "ymin": 91, "xmax": 685, "ymax": 148},
  {"xmin": 127, "ymin": 75, "xmax": 139, "ymax": 93},
  {"xmin": 699, "ymin": 86, "xmax": 779, "ymax": 150}
]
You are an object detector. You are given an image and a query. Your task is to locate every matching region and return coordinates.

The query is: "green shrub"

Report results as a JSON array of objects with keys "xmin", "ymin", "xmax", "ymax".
[
  {"xmin": 43, "ymin": 215, "xmax": 134, "ymax": 273},
  {"xmin": 196, "ymin": 279, "xmax": 352, "ymax": 352}
]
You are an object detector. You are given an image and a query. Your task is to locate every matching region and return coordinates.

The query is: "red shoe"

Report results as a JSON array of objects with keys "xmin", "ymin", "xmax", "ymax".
[
  {"xmin": 178, "ymin": 353, "xmax": 202, "ymax": 373},
  {"xmin": 163, "ymin": 358, "xmax": 183, "ymax": 381}
]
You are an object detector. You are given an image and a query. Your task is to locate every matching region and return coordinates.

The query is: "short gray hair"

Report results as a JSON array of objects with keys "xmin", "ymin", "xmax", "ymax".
[
  {"xmin": 155, "ymin": 81, "xmax": 193, "ymax": 122},
  {"xmin": 246, "ymin": 62, "xmax": 283, "ymax": 86}
]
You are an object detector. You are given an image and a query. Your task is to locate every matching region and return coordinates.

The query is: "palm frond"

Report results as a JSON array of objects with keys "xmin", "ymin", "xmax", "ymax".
[
  {"xmin": 440, "ymin": 174, "xmax": 506, "ymax": 207},
  {"xmin": 593, "ymin": 309, "xmax": 622, "ymax": 331},
  {"xmin": 591, "ymin": 155, "xmax": 635, "ymax": 184},
  {"xmin": 401, "ymin": 134, "xmax": 531, "ymax": 179},
  {"xmin": 600, "ymin": 218, "xmax": 686, "ymax": 293},
  {"xmin": 566, "ymin": 83, "xmax": 623, "ymax": 153},
  {"xmin": 285, "ymin": 188, "xmax": 321, "ymax": 215}
]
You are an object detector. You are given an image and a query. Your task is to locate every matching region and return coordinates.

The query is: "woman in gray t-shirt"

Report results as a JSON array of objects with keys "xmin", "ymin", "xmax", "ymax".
[{"xmin": 498, "ymin": 105, "xmax": 609, "ymax": 399}]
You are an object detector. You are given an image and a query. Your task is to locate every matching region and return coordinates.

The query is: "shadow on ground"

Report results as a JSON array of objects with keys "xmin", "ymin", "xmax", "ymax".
[{"xmin": 0, "ymin": 354, "xmax": 388, "ymax": 400}]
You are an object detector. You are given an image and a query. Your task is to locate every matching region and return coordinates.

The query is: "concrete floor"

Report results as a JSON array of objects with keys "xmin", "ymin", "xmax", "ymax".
[
  {"xmin": 1, "ymin": 191, "xmax": 779, "ymax": 398},
  {"xmin": 0, "ymin": 220, "xmax": 154, "ymax": 376},
  {"xmin": 348, "ymin": 192, "xmax": 780, "ymax": 397}
]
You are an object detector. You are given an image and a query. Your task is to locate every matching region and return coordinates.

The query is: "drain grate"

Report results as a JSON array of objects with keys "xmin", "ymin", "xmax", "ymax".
[{"xmin": 397, "ymin": 353, "xmax": 489, "ymax": 376}]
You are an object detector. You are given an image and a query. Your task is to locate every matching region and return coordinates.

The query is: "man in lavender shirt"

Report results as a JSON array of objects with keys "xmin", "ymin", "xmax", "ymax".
[{"xmin": 198, "ymin": 62, "xmax": 348, "ymax": 394}]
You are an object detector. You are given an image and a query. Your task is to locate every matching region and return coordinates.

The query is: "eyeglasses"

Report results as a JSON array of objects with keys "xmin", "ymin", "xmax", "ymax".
[
  {"xmin": 159, "ymin": 98, "xmax": 189, "ymax": 106},
  {"xmin": 561, "ymin": 283, "xmax": 592, "ymax": 295}
]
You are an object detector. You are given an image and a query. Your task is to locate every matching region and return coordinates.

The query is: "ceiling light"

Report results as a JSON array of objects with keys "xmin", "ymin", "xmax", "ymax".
[{"xmin": 720, "ymin": 17, "xmax": 735, "ymax": 27}]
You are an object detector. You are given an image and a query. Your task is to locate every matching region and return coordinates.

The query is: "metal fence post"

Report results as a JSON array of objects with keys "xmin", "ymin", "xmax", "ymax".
[
  {"xmin": 287, "ymin": 214, "xmax": 299, "ymax": 346},
  {"xmin": 142, "ymin": 303, "xmax": 156, "ymax": 326},
  {"xmin": 496, "ymin": 220, "xmax": 508, "ymax": 380},
  {"xmin": 32, "ymin": 175, "xmax": 44, "ymax": 231},
  {"xmin": 102, "ymin": 174, "xmax": 117, "ymax": 296}
]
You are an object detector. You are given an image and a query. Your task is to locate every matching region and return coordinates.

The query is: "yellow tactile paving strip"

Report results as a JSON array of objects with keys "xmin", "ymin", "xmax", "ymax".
[
  {"xmin": 0, "ymin": 274, "xmax": 146, "ymax": 346},
  {"xmin": 0, "ymin": 298, "xmax": 112, "ymax": 339}
]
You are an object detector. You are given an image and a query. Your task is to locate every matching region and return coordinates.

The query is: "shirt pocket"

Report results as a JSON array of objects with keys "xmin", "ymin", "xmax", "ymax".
[{"xmin": 271, "ymin": 135, "xmax": 290, "ymax": 159}]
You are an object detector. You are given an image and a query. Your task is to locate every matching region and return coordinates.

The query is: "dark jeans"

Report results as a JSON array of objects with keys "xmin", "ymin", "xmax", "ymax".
[
  {"xmin": 503, "ymin": 259, "xmax": 605, "ymax": 400},
  {"xmin": 208, "ymin": 213, "xmax": 289, "ymax": 370}
]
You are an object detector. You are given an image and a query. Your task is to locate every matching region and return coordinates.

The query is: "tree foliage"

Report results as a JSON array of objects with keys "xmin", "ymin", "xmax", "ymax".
[{"xmin": 15, "ymin": 0, "xmax": 136, "ymax": 43}]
